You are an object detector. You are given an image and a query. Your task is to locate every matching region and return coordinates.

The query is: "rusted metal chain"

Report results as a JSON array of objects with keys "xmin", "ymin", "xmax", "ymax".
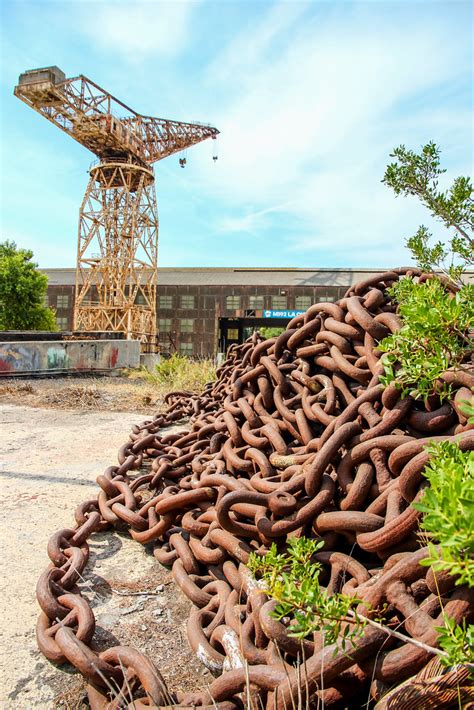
[{"xmin": 35, "ymin": 267, "xmax": 474, "ymax": 709}]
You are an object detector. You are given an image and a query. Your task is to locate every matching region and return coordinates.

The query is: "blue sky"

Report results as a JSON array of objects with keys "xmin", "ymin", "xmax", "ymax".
[{"xmin": 0, "ymin": 0, "xmax": 472, "ymax": 269}]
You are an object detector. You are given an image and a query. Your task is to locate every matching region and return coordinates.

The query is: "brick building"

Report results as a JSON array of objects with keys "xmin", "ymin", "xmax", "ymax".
[{"xmin": 43, "ymin": 267, "xmax": 388, "ymax": 356}]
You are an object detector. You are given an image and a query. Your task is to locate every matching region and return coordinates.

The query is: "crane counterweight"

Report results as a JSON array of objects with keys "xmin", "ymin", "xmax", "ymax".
[{"xmin": 14, "ymin": 66, "xmax": 219, "ymax": 351}]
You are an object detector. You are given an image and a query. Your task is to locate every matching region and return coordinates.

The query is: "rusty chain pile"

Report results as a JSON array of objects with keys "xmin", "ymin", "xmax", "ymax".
[{"xmin": 36, "ymin": 267, "xmax": 474, "ymax": 709}]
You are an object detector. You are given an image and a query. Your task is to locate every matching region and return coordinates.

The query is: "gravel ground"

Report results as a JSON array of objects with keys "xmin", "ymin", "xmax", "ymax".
[{"xmin": 0, "ymin": 403, "xmax": 211, "ymax": 709}]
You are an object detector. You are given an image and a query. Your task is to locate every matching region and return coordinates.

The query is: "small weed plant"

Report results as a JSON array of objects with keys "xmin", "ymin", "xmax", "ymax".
[
  {"xmin": 435, "ymin": 617, "xmax": 474, "ymax": 668},
  {"xmin": 259, "ymin": 327, "xmax": 285, "ymax": 339},
  {"xmin": 248, "ymin": 537, "xmax": 367, "ymax": 650},
  {"xmin": 146, "ymin": 353, "xmax": 216, "ymax": 393}
]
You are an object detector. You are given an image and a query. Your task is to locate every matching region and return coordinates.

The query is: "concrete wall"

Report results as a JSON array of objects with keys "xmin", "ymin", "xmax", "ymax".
[{"xmin": 0, "ymin": 339, "xmax": 141, "ymax": 376}]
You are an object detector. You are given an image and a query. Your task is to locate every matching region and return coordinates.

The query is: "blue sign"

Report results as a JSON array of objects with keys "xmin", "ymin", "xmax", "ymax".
[{"xmin": 263, "ymin": 310, "xmax": 305, "ymax": 319}]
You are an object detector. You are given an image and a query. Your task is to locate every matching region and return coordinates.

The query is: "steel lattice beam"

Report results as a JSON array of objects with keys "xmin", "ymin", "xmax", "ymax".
[{"xmin": 14, "ymin": 66, "xmax": 219, "ymax": 351}]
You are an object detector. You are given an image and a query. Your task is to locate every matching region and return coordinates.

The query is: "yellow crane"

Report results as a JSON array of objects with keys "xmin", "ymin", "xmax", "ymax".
[{"xmin": 14, "ymin": 66, "xmax": 219, "ymax": 352}]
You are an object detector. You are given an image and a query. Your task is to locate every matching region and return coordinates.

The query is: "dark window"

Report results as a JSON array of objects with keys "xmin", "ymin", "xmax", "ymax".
[
  {"xmin": 249, "ymin": 295, "xmax": 264, "ymax": 309},
  {"xmin": 56, "ymin": 294, "xmax": 69, "ymax": 309},
  {"xmin": 159, "ymin": 318, "xmax": 172, "ymax": 333},
  {"xmin": 180, "ymin": 318, "xmax": 194, "ymax": 333},
  {"xmin": 159, "ymin": 295, "xmax": 173, "ymax": 309},
  {"xmin": 226, "ymin": 295, "xmax": 241, "ymax": 309},
  {"xmin": 180, "ymin": 295, "xmax": 195, "ymax": 309},
  {"xmin": 295, "ymin": 295, "xmax": 312, "ymax": 310},
  {"xmin": 271, "ymin": 295, "xmax": 287, "ymax": 309}
]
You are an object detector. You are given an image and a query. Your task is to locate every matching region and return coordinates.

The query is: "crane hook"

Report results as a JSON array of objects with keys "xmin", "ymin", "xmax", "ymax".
[
  {"xmin": 179, "ymin": 157, "xmax": 187, "ymax": 168},
  {"xmin": 211, "ymin": 134, "xmax": 218, "ymax": 163}
]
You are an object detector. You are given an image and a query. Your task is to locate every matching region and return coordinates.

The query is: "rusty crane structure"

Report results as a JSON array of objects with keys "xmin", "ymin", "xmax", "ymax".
[{"xmin": 14, "ymin": 66, "xmax": 219, "ymax": 351}]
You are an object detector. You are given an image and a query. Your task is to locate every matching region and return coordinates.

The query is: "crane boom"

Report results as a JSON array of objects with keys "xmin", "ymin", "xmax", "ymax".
[
  {"xmin": 14, "ymin": 66, "xmax": 219, "ymax": 353},
  {"xmin": 14, "ymin": 67, "xmax": 219, "ymax": 165}
]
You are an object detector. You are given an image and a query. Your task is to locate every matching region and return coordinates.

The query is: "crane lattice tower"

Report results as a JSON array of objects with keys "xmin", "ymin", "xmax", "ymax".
[{"xmin": 14, "ymin": 66, "xmax": 219, "ymax": 351}]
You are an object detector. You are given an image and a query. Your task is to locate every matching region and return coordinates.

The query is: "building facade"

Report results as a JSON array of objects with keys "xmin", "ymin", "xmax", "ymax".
[{"xmin": 43, "ymin": 267, "xmax": 389, "ymax": 356}]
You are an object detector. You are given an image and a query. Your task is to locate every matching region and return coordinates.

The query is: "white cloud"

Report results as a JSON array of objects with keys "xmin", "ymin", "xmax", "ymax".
[
  {"xmin": 215, "ymin": 202, "xmax": 293, "ymax": 235},
  {"xmin": 77, "ymin": 0, "xmax": 200, "ymax": 62},
  {"xmin": 198, "ymin": 1, "xmax": 471, "ymax": 264},
  {"xmin": 207, "ymin": 1, "xmax": 310, "ymax": 84}
]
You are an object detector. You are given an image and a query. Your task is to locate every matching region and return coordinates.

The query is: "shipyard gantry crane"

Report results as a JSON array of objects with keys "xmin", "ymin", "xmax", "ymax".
[{"xmin": 14, "ymin": 66, "xmax": 219, "ymax": 351}]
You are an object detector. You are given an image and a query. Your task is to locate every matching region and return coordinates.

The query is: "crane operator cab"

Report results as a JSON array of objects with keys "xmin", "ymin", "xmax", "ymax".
[
  {"xmin": 16, "ymin": 66, "xmax": 66, "ymax": 105},
  {"xmin": 18, "ymin": 66, "xmax": 65, "ymax": 87}
]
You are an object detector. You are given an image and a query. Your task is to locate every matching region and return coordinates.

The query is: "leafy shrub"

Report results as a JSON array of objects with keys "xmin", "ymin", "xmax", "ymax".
[
  {"xmin": 413, "ymin": 440, "xmax": 474, "ymax": 665},
  {"xmin": 379, "ymin": 277, "xmax": 473, "ymax": 401},
  {"xmin": 382, "ymin": 142, "xmax": 473, "ymax": 286},
  {"xmin": 414, "ymin": 441, "xmax": 474, "ymax": 588},
  {"xmin": 435, "ymin": 617, "xmax": 474, "ymax": 667}
]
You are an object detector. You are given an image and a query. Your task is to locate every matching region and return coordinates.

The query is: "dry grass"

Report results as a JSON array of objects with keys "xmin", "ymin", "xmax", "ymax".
[
  {"xmin": 0, "ymin": 357, "xmax": 216, "ymax": 413},
  {"xmin": 141, "ymin": 354, "xmax": 217, "ymax": 393},
  {"xmin": 0, "ymin": 381, "xmax": 35, "ymax": 396},
  {"xmin": 0, "ymin": 376, "xmax": 162, "ymax": 412},
  {"xmin": 43, "ymin": 383, "xmax": 109, "ymax": 409}
]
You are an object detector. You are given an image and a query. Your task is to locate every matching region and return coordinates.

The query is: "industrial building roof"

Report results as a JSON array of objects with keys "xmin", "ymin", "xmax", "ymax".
[{"xmin": 42, "ymin": 267, "xmax": 399, "ymax": 288}]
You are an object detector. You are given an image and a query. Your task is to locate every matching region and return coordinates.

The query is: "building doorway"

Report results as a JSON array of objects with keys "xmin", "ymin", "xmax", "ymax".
[{"xmin": 219, "ymin": 313, "xmax": 304, "ymax": 353}]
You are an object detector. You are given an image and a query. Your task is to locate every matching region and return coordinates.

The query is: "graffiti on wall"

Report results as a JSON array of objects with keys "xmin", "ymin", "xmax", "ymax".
[
  {"xmin": 110, "ymin": 346, "xmax": 119, "ymax": 368},
  {"xmin": 47, "ymin": 347, "xmax": 70, "ymax": 370},
  {"xmin": 0, "ymin": 344, "xmax": 41, "ymax": 373},
  {"xmin": 0, "ymin": 340, "xmax": 140, "ymax": 376}
]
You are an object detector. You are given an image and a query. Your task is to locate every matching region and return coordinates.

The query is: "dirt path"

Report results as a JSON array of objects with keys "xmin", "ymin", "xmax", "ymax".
[{"xmin": 0, "ymin": 404, "xmax": 211, "ymax": 709}]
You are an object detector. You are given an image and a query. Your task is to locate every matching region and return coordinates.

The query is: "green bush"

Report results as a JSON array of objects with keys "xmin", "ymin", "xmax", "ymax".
[
  {"xmin": 379, "ymin": 277, "xmax": 473, "ymax": 401},
  {"xmin": 414, "ymin": 441, "xmax": 474, "ymax": 588},
  {"xmin": 413, "ymin": 440, "xmax": 474, "ymax": 665},
  {"xmin": 382, "ymin": 141, "xmax": 473, "ymax": 286},
  {"xmin": 0, "ymin": 240, "xmax": 58, "ymax": 331},
  {"xmin": 259, "ymin": 327, "xmax": 285, "ymax": 339}
]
